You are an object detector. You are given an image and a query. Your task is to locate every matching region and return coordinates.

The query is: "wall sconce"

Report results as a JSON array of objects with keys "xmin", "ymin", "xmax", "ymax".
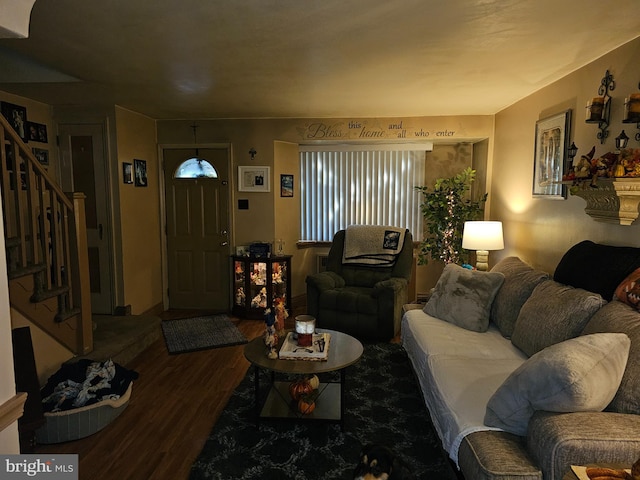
[
  {"xmin": 567, "ymin": 142, "xmax": 578, "ymax": 161},
  {"xmin": 562, "ymin": 142, "xmax": 579, "ymax": 181},
  {"xmin": 622, "ymin": 82, "xmax": 640, "ymax": 141},
  {"xmin": 462, "ymin": 221, "xmax": 504, "ymax": 271},
  {"xmin": 249, "ymin": 148, "xmax": 257, "ymax": 161},
  {"xmin": 615, "ymin": 130, "xmax": 629, "ymax": 150},
  {"xmin": 585, "ymin": 70, "xmax": 615, "ymax": 144}
]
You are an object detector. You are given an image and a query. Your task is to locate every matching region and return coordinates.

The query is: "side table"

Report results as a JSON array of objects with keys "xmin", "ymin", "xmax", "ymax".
[{"xmin": 243, "ymin": 329, "xmax": 363, "ymax": 431}]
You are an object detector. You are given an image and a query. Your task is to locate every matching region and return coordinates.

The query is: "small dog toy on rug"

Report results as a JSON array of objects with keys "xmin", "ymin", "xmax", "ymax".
[{"xmin": 353, "ymin": 444, "xmax": 415, "ymax": 480}]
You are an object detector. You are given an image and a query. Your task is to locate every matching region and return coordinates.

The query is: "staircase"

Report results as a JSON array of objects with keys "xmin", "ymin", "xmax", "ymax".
[{"xmin": 1, "ymin": 114, "xmax": 92, "ymax": 355}]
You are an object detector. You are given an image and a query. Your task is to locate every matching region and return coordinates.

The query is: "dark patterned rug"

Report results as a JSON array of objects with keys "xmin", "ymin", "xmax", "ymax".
[
  {"xmin": 190, "ymin": 342, "xmax": 458, "ymax": 479},
  {"xmin": 161, "ymin": 315, "xmax": 247, "ymax": 354}
]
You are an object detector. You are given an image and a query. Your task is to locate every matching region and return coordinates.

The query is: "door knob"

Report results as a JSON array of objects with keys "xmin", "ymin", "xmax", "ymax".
[{"xmin": 221, "ymin": 241, "xmax": 229, "ymax": 246}]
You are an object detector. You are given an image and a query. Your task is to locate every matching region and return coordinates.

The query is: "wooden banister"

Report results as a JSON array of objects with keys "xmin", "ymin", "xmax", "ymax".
[{"xmin": 0, "ymin": 113, "xmax": 92, "ymax": 355}]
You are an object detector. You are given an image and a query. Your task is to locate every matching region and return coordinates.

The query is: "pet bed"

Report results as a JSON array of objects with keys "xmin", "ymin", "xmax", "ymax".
[
  {"xmin": 35, "ymin": 382, "xmax": 133, "ymax": 444},
  {"xmin": 35, "ymin": 359, "xmax": 138, "ymax": 444}
]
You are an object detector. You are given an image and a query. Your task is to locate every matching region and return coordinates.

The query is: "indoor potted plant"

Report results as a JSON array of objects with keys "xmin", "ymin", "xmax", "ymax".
[{"xmin": 415, "ymin": 167, "xmax": 487, "ymax": 265}]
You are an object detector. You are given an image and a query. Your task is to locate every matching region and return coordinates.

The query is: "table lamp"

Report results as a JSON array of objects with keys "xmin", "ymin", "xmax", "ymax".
[{"xmin": 462, "ymin": 221, "xmax": 504, "ymax": 271}]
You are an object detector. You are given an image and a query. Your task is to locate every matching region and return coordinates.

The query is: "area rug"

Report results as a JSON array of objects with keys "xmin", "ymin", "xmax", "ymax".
[
  {"xmin": 189, "ymin": 342, "xmax": 458, "ymax": 479},
  {"xmin": 161, "ymin": 315, "xmax": 247, "ymax": 354}
]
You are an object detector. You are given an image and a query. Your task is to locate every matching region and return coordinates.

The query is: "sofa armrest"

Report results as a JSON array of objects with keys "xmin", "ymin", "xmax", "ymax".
[
  {"xmin": 527, "ymin": 411, "xmax": 640, "ymax": 480},
  {"xmin": 306, "ymin": 271, "xmax": 345, "ymax": 291}
]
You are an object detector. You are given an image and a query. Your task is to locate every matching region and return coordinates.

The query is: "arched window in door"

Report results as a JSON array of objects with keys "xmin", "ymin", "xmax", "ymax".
[{"xmin": 174, "ymin": 157, "xmax": 218, "ymax": 178}]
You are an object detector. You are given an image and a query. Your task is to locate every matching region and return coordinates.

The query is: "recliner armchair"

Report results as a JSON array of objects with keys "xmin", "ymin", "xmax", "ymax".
[{"xmin": 306, "ymin": 229, "xmax": 413, "ymax": 341}]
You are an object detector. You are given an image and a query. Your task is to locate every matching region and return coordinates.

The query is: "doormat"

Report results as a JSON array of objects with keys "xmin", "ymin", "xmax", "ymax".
[{"xmin": 161, "ymin": 315, "xmax": 248, "ymax": 354}]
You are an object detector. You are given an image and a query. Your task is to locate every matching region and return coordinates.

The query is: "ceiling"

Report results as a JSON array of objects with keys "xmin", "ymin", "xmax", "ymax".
[{"xmin": 0, "ymin": 0, "xmax": 639, "ymax": 120}]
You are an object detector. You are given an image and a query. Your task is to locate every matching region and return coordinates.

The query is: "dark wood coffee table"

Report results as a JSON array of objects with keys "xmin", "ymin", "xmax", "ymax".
[{"xmin": 243, "ymin": 329, "xmax": 363, "ymax": 430}]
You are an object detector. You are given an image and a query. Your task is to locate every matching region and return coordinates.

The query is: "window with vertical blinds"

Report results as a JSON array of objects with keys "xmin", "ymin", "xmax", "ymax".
[{"xmin": 299, "ymin": 144, "xmax": 430, "ymax": 242}]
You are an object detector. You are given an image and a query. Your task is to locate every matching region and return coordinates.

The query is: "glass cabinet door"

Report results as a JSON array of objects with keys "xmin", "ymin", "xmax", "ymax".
[
  {"xmin": 231, "ymin": 255, "xmax": 291, "ymax": 318},
  {"xmin": 249, "ymin": 261, "xmax": 268, "ymax": 308},
  {"xmin": 233, "ymin": 260, "xmax": 246, "ymax": 306}
]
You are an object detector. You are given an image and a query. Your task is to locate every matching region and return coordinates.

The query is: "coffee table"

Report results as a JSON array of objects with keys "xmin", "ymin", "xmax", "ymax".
[{"xmin": 243, "ymin": 329, "xmax": 363, "ymax": 430}]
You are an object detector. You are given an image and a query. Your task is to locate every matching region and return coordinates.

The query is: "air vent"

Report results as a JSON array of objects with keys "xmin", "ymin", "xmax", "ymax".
[{"xmin": 316, "ymin": 254, "xmax": 328, "ymax": 273}]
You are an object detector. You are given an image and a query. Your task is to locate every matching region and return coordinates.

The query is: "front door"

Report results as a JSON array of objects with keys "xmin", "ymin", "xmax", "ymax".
[
  {"xmin": 58, "ymin": 124, "xmax": 114, "ymax": 314},
  {"xmin": 164, "ymin": 148, "xmax": 231, "ymax": 310}
]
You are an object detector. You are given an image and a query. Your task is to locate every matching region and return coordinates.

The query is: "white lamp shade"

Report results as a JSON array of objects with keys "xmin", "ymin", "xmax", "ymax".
[{"xmin": 462, "ymin": 221, "xmax": 504, "ymax": 251}]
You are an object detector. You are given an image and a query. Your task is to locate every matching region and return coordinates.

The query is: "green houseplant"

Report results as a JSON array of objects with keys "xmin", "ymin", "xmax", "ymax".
[{"xmin": 415, "ymin": 167, "xmax": 487, "ymax": 265}]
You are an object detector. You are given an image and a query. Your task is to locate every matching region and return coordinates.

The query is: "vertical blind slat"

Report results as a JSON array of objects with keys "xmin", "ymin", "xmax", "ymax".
[{"xmin": 300, "ymin": 147, "xmax": 425, "ymax": 241}]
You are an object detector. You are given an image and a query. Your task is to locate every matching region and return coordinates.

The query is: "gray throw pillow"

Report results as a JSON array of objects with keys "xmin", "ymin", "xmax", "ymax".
[
  {"xmin": 424, "ymin": 263, "xmax": 505, "ymax": 332},
  {"xmin": 582, "ymin": 300, "xmax": 640, "ymax": 414},
  {"xmin": 490, "ymin": 257, "xmax": 549, "ymax": 338},
  {"xmin": 484, "ymin": 333, "xmax": 630, "ymax": 436},
  {"xmin": 511, "ymin": 280, "xmax": 604, "ymax": 356}
]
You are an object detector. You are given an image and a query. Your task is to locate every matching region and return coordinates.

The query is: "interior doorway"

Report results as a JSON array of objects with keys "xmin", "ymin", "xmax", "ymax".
[
  {"xmin": 58, "ymin": 124, "xmax": 114, "ymax": 315},
  {"xmin": 163, "ymin": 148, "xmax": 231, "ymax": 310}
]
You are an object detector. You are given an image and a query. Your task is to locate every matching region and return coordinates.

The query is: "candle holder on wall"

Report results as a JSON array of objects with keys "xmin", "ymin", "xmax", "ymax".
[
  {"xmin": 622, "ymin": 82, "xmax": 640, "ymax": 142},
  {"xmin": 585, "ymin": 70, "xmax": 615, "ymax": 144}
]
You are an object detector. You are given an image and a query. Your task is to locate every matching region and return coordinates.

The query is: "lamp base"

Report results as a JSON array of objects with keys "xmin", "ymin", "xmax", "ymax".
[{"xmin": 475, "ymin": 250, "xmax": 489, "ymax": 271}]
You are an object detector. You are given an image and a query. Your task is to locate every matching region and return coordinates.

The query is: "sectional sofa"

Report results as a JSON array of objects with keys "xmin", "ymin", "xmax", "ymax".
[{"xmin": 401, "ymin": 240, "xmax": 640, "ymax": 480}]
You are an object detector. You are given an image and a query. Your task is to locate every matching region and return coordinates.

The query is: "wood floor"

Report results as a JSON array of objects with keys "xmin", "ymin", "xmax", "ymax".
[{"xmin": 33, "ymin": 310, "xmax": 267, "ymax": 480}]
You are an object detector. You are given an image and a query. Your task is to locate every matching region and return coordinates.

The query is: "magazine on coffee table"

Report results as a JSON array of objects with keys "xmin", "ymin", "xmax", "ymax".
[{"xmin": 279, "ymin": 332, "xmax": 331, "ymax": 361}]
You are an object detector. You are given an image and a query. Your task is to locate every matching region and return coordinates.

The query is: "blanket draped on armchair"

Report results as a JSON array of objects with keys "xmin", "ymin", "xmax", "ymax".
[{"xmin": 342, "ymin": 225, "xmax": 407, "ymax": 266}]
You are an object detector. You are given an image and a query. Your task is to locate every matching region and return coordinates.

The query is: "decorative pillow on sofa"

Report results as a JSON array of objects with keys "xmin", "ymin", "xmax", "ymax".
[
  {"xmin": 614, "ymin": 267, "xmax": 640, "ymax": 311},
  {"xmin": 511, "ymin": 280, "xmax": 604, "ymax": 356},
  {"xmin": 423, "ymin": 263, "xmax": 504, "ymax": 332},
  {"xmin": 582, "ymin": 300, "xmax": 640, "ymax": 414},
  {"xmin": 484, "ymin": 333, "xmax": 630, "ymax": 437},
  {"xmin": 489, "ymin": 256, "xmax": 549, "ymax": 338}
]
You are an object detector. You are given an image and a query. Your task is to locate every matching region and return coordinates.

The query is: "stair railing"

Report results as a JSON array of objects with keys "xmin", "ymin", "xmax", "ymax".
[{"xmin": 0, "ymin": 113, "xmax": 92, "ymax": 355}]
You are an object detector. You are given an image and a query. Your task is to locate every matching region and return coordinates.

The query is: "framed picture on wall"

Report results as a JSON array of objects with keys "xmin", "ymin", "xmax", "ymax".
[
  {"xmin": 123, "ymin": 162, "xmax": 133, "ymax": 184},
  {"xmin": 32, "ymin": 147, "xmax": 49, "ymax": 166},
  {"xmin": 532, "ymin": 109, "xmax": 571, "ymax": 199},
  {"xmin": 1, "ymin": 101, "xmax": 28, "ymax": 142},
  {"xmin": 134, "ymin": 159, "xmax": 148, "ymax": 187},
  {"xmin": 238, "ymin": 166, "xmax": 270, "ymax": 192},
  {"xmin": 27, "ymin": 121, "xmax": 48, "ymax": 143},
  {"xmin": 280, "ymin": 174, "xmax": 293, "ymax": 197}
]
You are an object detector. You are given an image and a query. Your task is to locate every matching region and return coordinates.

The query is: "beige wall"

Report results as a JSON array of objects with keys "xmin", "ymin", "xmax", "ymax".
[
  {"xmin": 273, "ymin": 141, "xmax": 307, "ymax": 298},
  {"xmin": 491, "ymin": 36, "xmax": 640, "ymax": 273},
  {"xmin": 115, "ymin": 106, "xmax": 163, "ymax": 313},
  {"xmin": 158, "ymin": 117, "xmax": 494, "ymax": 299}
]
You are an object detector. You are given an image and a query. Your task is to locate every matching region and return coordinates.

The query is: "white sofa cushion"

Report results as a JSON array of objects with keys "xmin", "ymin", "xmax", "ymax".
[
  {"xmin": 484, "ymin": 333, "xmax": 630, "ymax": 436},
  {"xmin": 402, "ymin": 308, "xmax": 526, "ymax": 360},
  {"xmin": 402, "ymin": 310, "xmax": 527, "ymax": 464}
]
